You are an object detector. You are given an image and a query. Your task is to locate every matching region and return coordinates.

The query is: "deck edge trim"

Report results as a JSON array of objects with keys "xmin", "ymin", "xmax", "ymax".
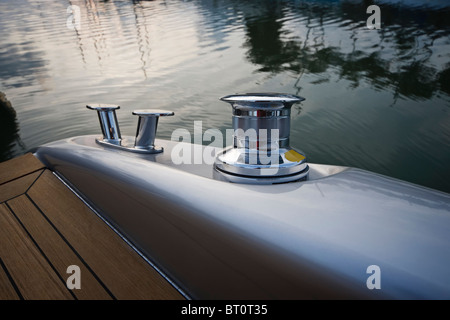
[{"xmin": 0, "ymin": 169, "xmax": 45, "ymax": 204}]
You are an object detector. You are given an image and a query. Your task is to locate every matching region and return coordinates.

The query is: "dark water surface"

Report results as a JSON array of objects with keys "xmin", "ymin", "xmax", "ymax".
[{"xmin": 1, "ymin": 0, "xmax": 449, "ymax": 193}]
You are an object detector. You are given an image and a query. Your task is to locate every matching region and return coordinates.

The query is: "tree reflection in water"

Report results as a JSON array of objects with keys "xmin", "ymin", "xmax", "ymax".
[
  {"xmin": 240, "ymin": 0, "xmax": 450, "ymax": 101},
  {"xmin": 0, "ymin": 92, "xmax": 24, "ymax": 162}
]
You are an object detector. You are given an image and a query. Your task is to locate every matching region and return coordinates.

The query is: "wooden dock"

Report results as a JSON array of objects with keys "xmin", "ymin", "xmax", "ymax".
[{"xmin": 0, "ymin": 153, "xmax": 184, "ymax": 300}]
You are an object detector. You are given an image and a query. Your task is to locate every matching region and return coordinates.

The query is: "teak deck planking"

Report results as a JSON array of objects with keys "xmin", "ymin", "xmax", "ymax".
[{"xmin": 0, "ymin": 153, "xmax": 184, "ymax": 300}]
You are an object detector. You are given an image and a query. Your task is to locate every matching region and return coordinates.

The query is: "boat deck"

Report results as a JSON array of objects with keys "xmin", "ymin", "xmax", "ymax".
[{"xmin": 0, "ymin": 153, "xmax": 184, "ymax": 300}]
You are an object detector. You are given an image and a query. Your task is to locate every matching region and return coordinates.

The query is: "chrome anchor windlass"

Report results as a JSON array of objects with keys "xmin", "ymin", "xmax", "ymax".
[{"xmin": 214, "ymin": 93, "xmax": 309, "ymax": 184}]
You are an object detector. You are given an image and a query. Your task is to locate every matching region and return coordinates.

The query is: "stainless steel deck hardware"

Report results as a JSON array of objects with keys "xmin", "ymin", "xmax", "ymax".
[
  {"xmin": 86, "ymin": 104, "xmax": 122, "ymax": 145},
  {"xmin": 132, "ymin": 110, "xmax": 174, "ymax": 153},
  {"xmin": 214, "ymin": 93, "xmax": 309, "ymax": 184},
  {"xmin": 87, "ymin": 104, "xmax": 173, "ymax": 154}
]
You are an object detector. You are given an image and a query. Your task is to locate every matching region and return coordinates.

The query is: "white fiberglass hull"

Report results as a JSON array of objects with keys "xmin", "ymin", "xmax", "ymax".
[{"xmin": 34, "ymin": 135, "xmax": 450, "ymax": 299}]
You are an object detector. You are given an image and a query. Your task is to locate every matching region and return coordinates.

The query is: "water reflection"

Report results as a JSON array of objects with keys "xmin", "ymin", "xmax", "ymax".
[
  {"xmin": 0, "ymin": 92, "xmax": 24, "ymax": 162},
  {"xmin": 0, "ymin": 41, "xmax": 48, "ymax": 90},
  {"xmin": 242, "ymin": 5, "xmax": 302, "ymax": 74},
  {"xmin": 132, "ymin": 0, "xmax": 152, "ymax": 79},
  {"xmin": 238, "ymin": 0, "xmax": 450, "ymax": 101},
  {"xmin": 0, "ymin": 0, "xmax": 449, "ymax": 193}
]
